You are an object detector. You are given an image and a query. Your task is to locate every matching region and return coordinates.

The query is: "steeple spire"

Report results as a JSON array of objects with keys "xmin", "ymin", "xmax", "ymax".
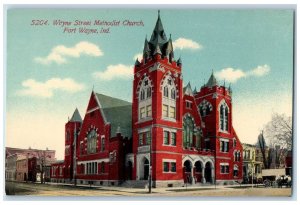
[{"xmin": 149, "ymin": 10, "xmax": 168, "ymax": 46}]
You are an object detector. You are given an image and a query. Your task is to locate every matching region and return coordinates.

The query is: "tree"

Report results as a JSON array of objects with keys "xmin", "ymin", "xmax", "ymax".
[
  {"xmin": 256, "ymin": 132, "xmax": 272, "ymax": 169},
  {"xmin": 264, "ymin": 113, "xmax": 292, "ymax": 150}
]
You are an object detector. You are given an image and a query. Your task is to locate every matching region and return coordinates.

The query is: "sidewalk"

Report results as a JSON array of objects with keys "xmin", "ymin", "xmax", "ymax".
[{"xmin": 44, "ymin": 181, "xmax": 260, "ymax": 194}]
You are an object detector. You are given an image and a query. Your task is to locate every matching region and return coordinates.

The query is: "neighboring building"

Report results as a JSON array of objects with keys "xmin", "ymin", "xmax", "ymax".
[
  {"xmin": 16, "ymin": 156, "xmax": 28, "ymax": 182},
  {"xmin": 242, "ymin": 143, "xmax": 263, "ymax": 183},
  {"xmin": 51, "ymin": 12, "xmax": 243, "ymax": 187},
  {"xmin": 5, "ymin": 147, "xmax": 56, "ymax": 182},
  {"xmin": 5, "ymin": 154, "xmax": 20, "ymax": 181}
]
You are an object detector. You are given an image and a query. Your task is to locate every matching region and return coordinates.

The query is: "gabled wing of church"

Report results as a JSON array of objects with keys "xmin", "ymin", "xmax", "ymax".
[{"xmin": 50, "ymin": 11, "xmax": 243, "ymax": 187}]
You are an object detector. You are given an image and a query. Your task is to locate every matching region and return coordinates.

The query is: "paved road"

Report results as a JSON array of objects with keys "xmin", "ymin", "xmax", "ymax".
[{"xmin": 5, "ymin": 181, "xmax": 292, "ymax": 197}]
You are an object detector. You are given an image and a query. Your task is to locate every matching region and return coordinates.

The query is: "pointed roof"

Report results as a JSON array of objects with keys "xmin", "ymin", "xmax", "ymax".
[
  {"xmin": 166, "ymin": 35, "xmax": 173, "ymax": 53},
  {"xmin": 206, "ymin": 72, "xmax": 218, "ymax": 87},
  {"xmin": 135, "ymin": 58, "xmax": 140, "ymax": 66},
  {"xmin": 143, "ymin": 37, "xmax": 150, "ymax": 54},
  {"xmin": 177, "ymin": 57, "xmax": 182, "ymax": 65},
  {"xmin": 70, "ymin": 108, "xmax": 82, "ymax": 122},
  {"xmin": 149, "ymin": 11, "xmax": 168, "ymax": 46},
  {"xmin": 183, "ymin": 82, "xmax": 193, "ymax": 96},
  {"xmin": 153, "ymin": 43, "xmax": 162, "ymax": 55},
  {"xmin": 95, "ymin": 93, "xmax": 132, "ymax": 138},
  {"xmin": 193, "ymin": 86, "xmax": 197, "ymax": 94}
]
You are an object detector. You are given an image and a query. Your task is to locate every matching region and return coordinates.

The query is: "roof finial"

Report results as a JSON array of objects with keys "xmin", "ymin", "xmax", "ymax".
[
  {"xmin": 158, "ymin": 10, "xmax": 160, "ymax": 17},
  {"xmin": 92, "ymin": 84, "xmax": 94, "ymax": 92},
  {"xmin": 223, "ymin": 79, "xmax": 226, "ymax": 87}
]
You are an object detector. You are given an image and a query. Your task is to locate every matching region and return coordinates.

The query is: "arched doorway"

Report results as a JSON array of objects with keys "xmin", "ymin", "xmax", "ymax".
[
  {"xmin": 183, "ymin": 160, "xmax": 192, "ymax": 183},
  {"xmin": 143, "ymin": 158, "xmax": 149, "ymax": 180},
  {"xmin": 127, "ymin": 161, "xmax": 133, "ymax": 180},
  {"xmin": 205, "ymin": 162, "xmax": 212, "ymax": 183},
  {"xmin": 194, "ymin": 161, "xmax": 203, "ymax": 183}
]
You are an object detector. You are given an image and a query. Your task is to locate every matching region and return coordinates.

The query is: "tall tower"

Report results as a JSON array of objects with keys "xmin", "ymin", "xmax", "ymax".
[
  {"xmin": 64, "ymin": 108, "xmax": 82, "ymax": 181},
  {"xmin": 195, "ymin": 73, "xmax": 243, "ymax": 182},
  {"xmin": 132, "ymin": 12, "xmax": 184, "ymax": 186}
]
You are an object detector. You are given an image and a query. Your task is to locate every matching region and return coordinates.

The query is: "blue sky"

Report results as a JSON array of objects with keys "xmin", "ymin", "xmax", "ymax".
[{"xmin": 6, "ymin": 9, "xmax": 294, "ymax": 159}]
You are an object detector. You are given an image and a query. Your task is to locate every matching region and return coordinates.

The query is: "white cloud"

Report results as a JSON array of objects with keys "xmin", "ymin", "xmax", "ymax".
[
  {"xmin": 17, "ymin": 78, "xmax": 85, "ymax": 98},
  {"xmin": 133, "ymin": 53, "xmax": 143, "ymax": 61},
  {"xmin": 247, "ymin": 64, "xmax": 271, "ymax": 77},
  {"xmin": 173, "ymin": 38, "xmax": 202, "ymax": 50},
  {"xmin": 215, "ymin": 64, "xmax": 271, "ymax": 83},
  {"xmin": 35, "ymin": 41, "xmax": 103, "ymax": 65},
  {"xmin": 215, "ymin": 67, "xmax": 246, "ymax": 83},
  {"xmin": 93, "ymin": 64, "xmax": 133, "ymax": 81}
]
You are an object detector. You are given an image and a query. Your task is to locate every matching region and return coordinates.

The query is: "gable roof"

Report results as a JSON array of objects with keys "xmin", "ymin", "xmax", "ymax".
[{"xmin": 95, "ymin": 93, "xmax": 132, "ymax": 139}]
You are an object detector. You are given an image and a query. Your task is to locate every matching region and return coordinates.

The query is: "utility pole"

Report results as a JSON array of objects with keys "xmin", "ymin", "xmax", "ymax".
[
  {"xmin": 73, "ymin": 123, "xmax": 77, "ymax": 186},
  {"xmin": 214, "ymin": 137, "xmax": 217, "ymax": 190},
  {"xmin": 148, "ymin": 123, "xmax": 153, "ymax": 193}
]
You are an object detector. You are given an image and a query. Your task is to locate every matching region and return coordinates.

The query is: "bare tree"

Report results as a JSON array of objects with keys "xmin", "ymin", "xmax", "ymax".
[{"xmin": 264, "ymin": 113, "xmax": 292, "ymax": 150}]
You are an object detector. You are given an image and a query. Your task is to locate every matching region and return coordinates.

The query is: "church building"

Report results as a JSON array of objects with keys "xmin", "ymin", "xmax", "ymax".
[{"xmin": 51, "ymin": 12, "xmax": 243, "ymax": 187}]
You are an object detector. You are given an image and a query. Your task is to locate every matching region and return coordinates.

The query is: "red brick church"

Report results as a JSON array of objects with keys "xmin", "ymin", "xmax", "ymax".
[{"xmin": 51, "ymin": 12, "xmax": 243, "ymax": 187}]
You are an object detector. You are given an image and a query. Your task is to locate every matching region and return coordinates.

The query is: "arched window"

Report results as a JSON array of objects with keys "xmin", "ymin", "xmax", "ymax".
[
  {"xmin": 87, "ymin": 129, "xmax": 97, "ymax": 154},
  {"xmin": 198, "ymin": 100, "xmax": 213, "ymax": 117},
  {"xmin": 183, "ymin": 116, "xmax": 194, "ymax": 148},
  {"xmin": 138, "ymin": 77, "xmax": 152, "ymax": 120},
  {"xmin": 219, "ymin": 101, "xmax": 229, "ymax": 132},
  {"xmin": 161, "ymin": 74, "xmax": 176, "ymax": 120}
]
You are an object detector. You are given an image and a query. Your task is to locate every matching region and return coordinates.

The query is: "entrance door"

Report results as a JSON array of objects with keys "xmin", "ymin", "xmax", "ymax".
[
  {"xmin": 184, "ymin": 160, "xmax": 192, "ymax": 183},
  {"xmin": 205, "ymin": 162, "xmax": 212, "ymax": 183},
  {"xmin": 127, "ymin": 161, "xmax": 133, "ymax": 180},
  {"xmin": 143, "ymin": 159, "xmax": 149, "ymax": 180}
]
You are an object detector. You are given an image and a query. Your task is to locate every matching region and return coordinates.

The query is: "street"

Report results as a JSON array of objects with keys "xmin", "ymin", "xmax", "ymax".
[{"xmin": 5, "ymin": 181, "xmax": 292, "ymax": 197}]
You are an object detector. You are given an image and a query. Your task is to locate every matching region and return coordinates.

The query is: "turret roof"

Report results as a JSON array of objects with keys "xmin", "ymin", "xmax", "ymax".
[{"xmin": 70, "ymin": 108, "xmax": 82, "ymax": 122}]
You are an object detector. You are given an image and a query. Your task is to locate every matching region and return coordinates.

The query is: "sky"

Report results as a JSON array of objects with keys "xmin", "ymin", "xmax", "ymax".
[{"xmin": 5, "ymin": 9, "xmax": 294, "ymax": 160}]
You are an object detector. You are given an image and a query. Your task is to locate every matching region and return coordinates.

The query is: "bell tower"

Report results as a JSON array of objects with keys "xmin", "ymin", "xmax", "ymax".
[
  {"xmin": 64, "ymin": 108, "xmax": 82, "ymax": 181},
  {"xmin": 132, "ymin": 11, "xmax": 184, "ymax": 186}
]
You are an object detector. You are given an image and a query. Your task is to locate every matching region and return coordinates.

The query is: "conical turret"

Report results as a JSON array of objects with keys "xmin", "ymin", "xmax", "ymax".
[
  {"xmin": 70, "ymin": 108, "xmax": 82, "ymax": 122},
  {"xmin": 206, "ymin": 71, "xmax": 218, "ymax": 87}
]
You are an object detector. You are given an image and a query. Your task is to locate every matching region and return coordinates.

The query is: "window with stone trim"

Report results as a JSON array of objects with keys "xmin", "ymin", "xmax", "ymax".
[
  {"xmin": 219, "ymin": 101, "xmax": 229, "ymax": 132},
  {"xmin": 183, "ymin": 116, "xmax": 194, "ymax": 147},
  {"xmin": 220, "ymin": 139, "xmax": 229, "ymax": 152},
  {"xmin": 87, "ymin": 129, "xmax": 97, "ymax": 154},
  {"xmin": 221, "ymin": 164, "xmax": 229, "ymax": 174},
  {"xmin": 161, "ymin": 74, "xmax": 177, "ymax": 120},
  {"xmin": 138, "ymin": 77, "xmax": 152, "ymax": 120},
  {"xmin": 138, "ymin": 131, "xmax": 151, "ymax": 146}
]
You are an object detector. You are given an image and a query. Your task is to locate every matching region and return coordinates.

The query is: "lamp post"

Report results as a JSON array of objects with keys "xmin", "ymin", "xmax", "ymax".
[{"xmin": 148, "ymin": 123, "xmax": 153, "ymax": 193}]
